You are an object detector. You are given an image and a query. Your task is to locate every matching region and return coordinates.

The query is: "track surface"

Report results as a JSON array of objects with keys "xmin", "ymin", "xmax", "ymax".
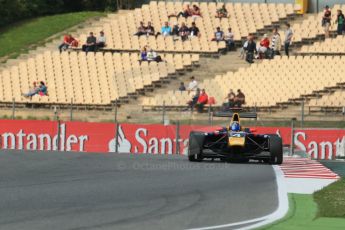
[{"xmin": 0, "ymin": 151, "xmax": 278, "ymax": 230}]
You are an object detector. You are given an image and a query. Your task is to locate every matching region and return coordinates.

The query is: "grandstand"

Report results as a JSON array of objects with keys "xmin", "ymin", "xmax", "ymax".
[{"xmin": 0, "ymin": 1, "xmax": 344, "ymax": 119}]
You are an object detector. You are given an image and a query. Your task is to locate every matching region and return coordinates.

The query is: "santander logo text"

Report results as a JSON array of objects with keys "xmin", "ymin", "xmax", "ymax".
[
  {"xmin": 0, "ymin": 124, "xmax": 88, "ymax": 151},
  {"xmin": 108, "ymin": 125, "xmax": 189, "ymax": 155}
]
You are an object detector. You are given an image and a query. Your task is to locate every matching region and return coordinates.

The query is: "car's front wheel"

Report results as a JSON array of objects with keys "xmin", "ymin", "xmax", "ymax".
[{"xmin": 268, "ymin": 134, "xmax": 283, "ymax": 165}]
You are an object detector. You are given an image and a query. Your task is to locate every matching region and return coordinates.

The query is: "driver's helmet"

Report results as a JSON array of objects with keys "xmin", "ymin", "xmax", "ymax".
[{"xmin": 230, "ymin": 121, "xmax": 241, "ymax": 132}]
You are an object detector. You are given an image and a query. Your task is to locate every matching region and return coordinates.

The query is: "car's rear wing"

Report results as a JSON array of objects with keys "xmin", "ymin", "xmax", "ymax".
[{"xmin": 213, "ymin": 111, "xmax": 257, "ymax": 119}]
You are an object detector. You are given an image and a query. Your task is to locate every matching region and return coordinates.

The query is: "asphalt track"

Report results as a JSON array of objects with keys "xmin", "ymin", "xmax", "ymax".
[{"xmin": 0, "ymin": 151, "xmax": 278, "ymax": 230}]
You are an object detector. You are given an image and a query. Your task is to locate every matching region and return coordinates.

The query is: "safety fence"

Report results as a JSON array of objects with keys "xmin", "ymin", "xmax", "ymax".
[{"xmin": 0, "ymin": 119, "xmax": 344, "ymax": 159}]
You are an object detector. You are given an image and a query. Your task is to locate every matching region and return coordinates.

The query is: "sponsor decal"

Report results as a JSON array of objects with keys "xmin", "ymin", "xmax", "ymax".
[{"xmin": 0, "ymin": 120, "xmax": 344, "ymax": 159}]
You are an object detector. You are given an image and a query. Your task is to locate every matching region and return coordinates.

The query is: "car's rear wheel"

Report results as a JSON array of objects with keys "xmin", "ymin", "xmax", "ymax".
[
  {"xmin": 268, "ymin": 134, "xmax": 283, "ymax": 165},
  {"xmin": 188, "ymin": 132, "xmax": 204, "ymax": 162}
]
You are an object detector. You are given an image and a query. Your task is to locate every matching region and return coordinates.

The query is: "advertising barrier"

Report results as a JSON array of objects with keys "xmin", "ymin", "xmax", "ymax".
[{"xmin": 0, "ymin": 120, "xmax": 344, "ymax": 159}]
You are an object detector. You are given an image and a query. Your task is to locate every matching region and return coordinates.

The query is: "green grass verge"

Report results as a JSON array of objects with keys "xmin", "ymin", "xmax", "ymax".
[
  {"xmin": 0, "ymin": 11, "xmax": 106, "ymax": 60},
  {"xmin": 314, "ymin": 179, "xmax": 345, "ymax": 218},
  {"xmin": 260, "ymin": 193, "xmax": 345, "ymax": 230}
]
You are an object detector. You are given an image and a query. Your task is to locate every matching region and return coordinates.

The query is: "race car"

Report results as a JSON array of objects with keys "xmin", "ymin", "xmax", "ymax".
[{"xmin": 188, "ymin": 112, "xmax": 283, "ymax": 164}]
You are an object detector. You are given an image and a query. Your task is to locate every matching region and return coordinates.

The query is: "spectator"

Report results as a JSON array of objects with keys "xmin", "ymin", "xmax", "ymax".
[
  {"xmin": 58, "ymin": 34, "xmax": 78, "ymax": 52},
  {"xmin": 139, "ymin": 46, "xmax": 148, "ymax": 63},
  {"xmin": 270, "ymin": 28, "xmax": 281, "ymax": 56},
  {"xmin": 224, "ymin": 27, "xmax": 235, "ymax": 51},
  {"xmin": 257, "ymin": 34, "xmax": 270, "ymax": 59},
  {"xmin": 216, "ymin": 4, "xmax": 228, "ymax": 18},
  {"xmin": 189, "ymin": 22, "xmax": 200, "ymax": 38},
  {"xmin": 179, "ymin": 82, "xmax": 186, "ymax": 91},
  {"xmin": 161, "ymin": 22, "xmax": 172, "ymax": 36},
  {"xmin": 23, "ymin": 81, "xmax": 48, "ymax": 98},
  {"xmin": 191, "ymin": 5, "xmax": 202, "ymax": 20},
  {"xmin": 179, "ymin": 22, "xmax": 190, "ymax": 41},
  {"xmin": 336, "ymin": 9, "xmax": 345, "ymax": 35},
  {"xmin": 170, "ymin": 4, "xmax": 192, "ymax": 18},
  {"xmin": 211, "ymin": 27, "xmax": 224, "ymax": 41},
  {"xmin": 146, "ymin": 21, "xmax": 155, "ymax": 36},
  {"xmin": 38, "ymin": 81, "xmax": 48, "ymax": 96},
  {"xmin": 196, "ymin": 89, "xmax": 208, "ymax": 113},
  {"xmin": 147, "ymin": 48, "xmax": 162, "ymax": 62},
  {"xmin": 96, "ymin": 31, "xmax": 106, "ymax": 49},
  {"xmin": 134, "ymin": 21, "xmax": 147, "ymax": 36},
  {"xmin": 222, "ymin": 89, "xmax": 235, "ymax": 111},
  {"xmin": 82, "ymin": 32, "xmax": 97, "ymax": 53},
  {"xmin": 239, "ymin": 35, "xmax": 250, "ymax": 59},
  {"xmin": 187, "ymin": 76, "xmax": 198, "ymax": 92},
  {"xmin": 171, "ymin": 22, "xmax": 179, "ymax": 36},
  {"xmin": 186, "ymin": 88, "xmax": 200, "ymax": 111},
  {"xmin": 234, "ymin": 89, "xmax": 245, "ymax": 107},
  {"xmin": 245, "ymin": 35, "xmax": 257, "ymax": 63},
  {"xmin": 284, "ymin": 23, "xmax": 293, "ymax": 57},
  {"xmin": 322, "ymin": 5, "xmax": 332, "ymax": 38}
]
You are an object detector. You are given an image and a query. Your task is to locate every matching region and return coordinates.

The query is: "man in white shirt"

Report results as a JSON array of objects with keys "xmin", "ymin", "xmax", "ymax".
[
  {"xmin": 225, "ymin": 27, "xmax": 234, "ymax": 51},
  {"xmin": 147, "ymin": 49, "xmax": 157, "ymax": 61},
  {"xmin": 96, "ymin": 31, "xmax": 106, "ymax": 49},
  {"xmin": 188, "ymin": 76, "xmax": 198, "ymax": 93}
]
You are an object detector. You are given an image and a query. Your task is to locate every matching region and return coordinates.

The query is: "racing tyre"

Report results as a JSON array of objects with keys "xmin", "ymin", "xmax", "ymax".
[
  {"xmin": 268, "ymin": 134, "xmax": 283, "ymax": 165},
  {"xmin": 188, "ymin": 132, "xmax": 204, "ymax": 162}
]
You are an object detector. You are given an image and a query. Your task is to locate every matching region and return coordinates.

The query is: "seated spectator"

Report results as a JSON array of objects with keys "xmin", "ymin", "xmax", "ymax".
[
  {"xmin": 179, "ymin": 82, "xmax": 186, "ymax": 91},
  {"xmin": 134, "ymin": 21, "xmax": 147, "ymax": 36},
  {"xmin": 22, "ymin": 81, "xmax": 48, "ymax": 98},
  {"xmin": 161, "ymin": 22, "xmax": 172, "ymax": 36},
  {"xmin": 222, "ymin": 89, "xmax": 235, "ymax": 111},
  {"xmin": 139, "ymin": 46, "xmax": 148, "ymax": 63},
  {"xmin": 58, "ymin": 34, "xmax": 78, "ymax": 52},
  {"xmin": 189, "ymin": 22, "xmax": 200, "ymax": 38},
  {"xmin": 96, "ymin": 31, "xmax": 106, "ymax": 49},
  {"xmin": 146, "ymin": 21, "xmax": 155, "ymax": 36},
  {"xmin": 245, "ymin": 35, "xmax": 257, "ymax": 63},
  {"xmin": 179, "ymin": 22, "xmax": 190, "ymax": 41},
  {"xmin": 234, "ymin": 89, "xmax": 245, "ymax": 107},
  {"xmin": 191, "ymin": 5, "xmax": 202, "ymax": 20},
  {"xmin": 82, "ymin": 32, "xmax": 97, "ymax": 53},
  {"xmin": 336, "ymin": 9, "xmax": 345, "ymax": 35},
  {"xmin": 170, "ymin": 4, "xmax": 192, "ymax": 18},
  {"xmin": 187, "ymin": 76, "xmax": 198, "ymax": 93},
  {"xmin": 196, "ymin": 89, "xmax": 208, "ymax": 113},
  {"xmin": 216, "ymin": 4, "xmax": 228, "ymax": 18},
  {"xmin": 171, "ymin": 22, "xmax": 179, "ymax": 36},
  {"xmin": 224, "ymin": 27, "xmax": 235, "ymax": 51},
  {"xmin": 186, "ymin": 88, "xmax": 200, "ymax": 111},
  {"xmin": 147, "ymin": 49, "xmax": 162, "ymax": 62},
  {"xmin": 211, "ymin": 27, "xmax": 224, "ymax": 41},
  {"xmin": 270, "ymin": 28, "xmax": 281, "ymax": 56},
  {"xmin": 257, "ymin": 34, "xmax": 270, "ymax": 59},
  {"xmin": 39, "ymin": 81, "xmax": 48, "ymax": 96}
]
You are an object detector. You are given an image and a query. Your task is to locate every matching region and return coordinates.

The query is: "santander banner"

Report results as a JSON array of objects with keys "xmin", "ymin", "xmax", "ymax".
[{"xmin": 0, "ymin": 120, "xmax": 344, "ymax": 159}]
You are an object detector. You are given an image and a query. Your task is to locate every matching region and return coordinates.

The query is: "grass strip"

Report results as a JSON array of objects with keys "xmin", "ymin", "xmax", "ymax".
[{"xmin": 0, "ymin": 11, "xmax": 106, "ymax": 59}]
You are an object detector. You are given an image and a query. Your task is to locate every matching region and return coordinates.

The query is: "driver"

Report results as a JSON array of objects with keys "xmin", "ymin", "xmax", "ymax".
[{"xmin": 230, "ymin": 121, "xmax": 241, "ymax": 132}]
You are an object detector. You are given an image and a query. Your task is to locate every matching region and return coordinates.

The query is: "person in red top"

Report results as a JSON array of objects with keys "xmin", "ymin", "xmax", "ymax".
[
  {"xmin": 196, "ymin": 89, "xmax": 208, "ymax": 113},
  {"xmin": 257, "ymin": 34, "xmax": 270, "ymax": 59},
  {"xmin": 58, "ymin": 34, "xmax": 78, "ymax": 52}
]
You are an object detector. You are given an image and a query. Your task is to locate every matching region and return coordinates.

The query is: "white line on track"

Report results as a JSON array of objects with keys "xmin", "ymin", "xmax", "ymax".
[{"xmin": 186, "ymin": 166, "xmax": 289, "ymax": 230}]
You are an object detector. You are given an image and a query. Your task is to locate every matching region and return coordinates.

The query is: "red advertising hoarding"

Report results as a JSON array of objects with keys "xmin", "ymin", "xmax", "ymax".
[{"xmin": 0, "ymin": 120, "xmax": 344, "ymax": 159}]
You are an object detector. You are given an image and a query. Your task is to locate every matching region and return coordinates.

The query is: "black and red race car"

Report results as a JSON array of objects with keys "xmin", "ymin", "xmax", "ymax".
[{"xmin": 188, "ymin": 112, "xmax": 283, "ymax": 164}]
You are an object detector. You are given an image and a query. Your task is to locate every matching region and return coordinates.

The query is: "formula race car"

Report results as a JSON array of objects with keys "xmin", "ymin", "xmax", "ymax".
[{"xmin": 188, "ymin": 112, "xmax": 283, "ymax": 164}]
